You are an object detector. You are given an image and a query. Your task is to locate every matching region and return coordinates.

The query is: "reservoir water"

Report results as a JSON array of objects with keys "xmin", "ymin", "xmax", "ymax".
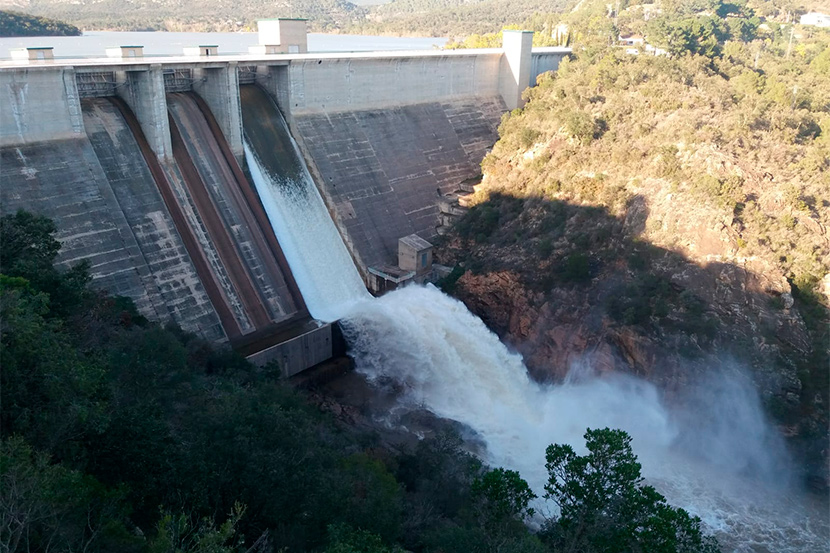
[{"xmin": 0, "ymin": 31, "xmax": 448, "ymax": 59}]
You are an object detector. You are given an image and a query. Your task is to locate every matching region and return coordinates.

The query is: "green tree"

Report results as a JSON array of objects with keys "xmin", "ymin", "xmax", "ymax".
[
  {"xmin": 0, "ymin": 437, "xmax": 135, "ymax": 553},
  {"xmin": 324, "ymin": 523, "xmax": 403, "ymax": 553},
  {"xmin": 543, "ymin": 428, "xmax": 720, "ymax": 553},
  {"xmin": 148, "ymin": 503, "xmax": 248, "ymax": 553},
  {"xmin": 471, "ymin": 468, "xmax": 545, "ymax": 553},
  {"xmin": 0, "ymin": 210, "xmax": 90, "ymax": 316}
]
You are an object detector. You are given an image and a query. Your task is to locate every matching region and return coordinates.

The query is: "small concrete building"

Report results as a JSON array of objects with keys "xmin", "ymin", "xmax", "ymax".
[
  {"xmin": 106, "ymin": 46, "xmax": 144, "ymax": 58},
  {"xmin": 366, "ymin": 234, "xmax": 434, "ymax": 294},
  {"xmin": 800, "ymin": 12, "xmax": 830, "ymax": 27},
  {"xmin": 398, "ymin": 234, "xmax": 433, "ymax": 276},
  {"xmin": 10, "ymin": 47, "xmax": 54, "ymax": 61},
  {"xmin": 257, "ymin": 18, "xmax": 308, "ymax": 54},
  {"xmin": 367, "ymin": 265, "xmax": 416, "ymax": 295},
  {"xmin": 619, "ymin": 34, "xmax": 645, "ymax": 46},
  {"xmin": 183, "ymin": 45, "xmax": 219, "ymax": 57}
]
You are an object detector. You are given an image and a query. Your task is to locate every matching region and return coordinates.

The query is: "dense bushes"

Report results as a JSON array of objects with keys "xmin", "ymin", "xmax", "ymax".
[{"xmin": 0, "ymin": 211, "xmax": 431, "ymax": 551}]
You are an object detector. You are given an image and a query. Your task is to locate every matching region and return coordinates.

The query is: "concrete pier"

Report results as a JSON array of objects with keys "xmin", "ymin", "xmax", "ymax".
[
  {"xmin": 500, "ymin": 30, "xmax": 534, "ymax": 110},
  {"xmin": 192, "ymin": 62, "xmax": 244, "ymax": 161},
  {"xmin": 115, "ymin": 64, "xmax": 173, "ymax": 159}
]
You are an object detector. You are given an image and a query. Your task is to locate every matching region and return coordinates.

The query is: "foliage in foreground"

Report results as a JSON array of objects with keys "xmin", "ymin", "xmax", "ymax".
[
  {"xmin": 544, "ymin": 429, "xmax": 719, "ymax": 553},
  {"xmin": 0, "ymin": 210, "xmax": 719, "ymax": 552}
]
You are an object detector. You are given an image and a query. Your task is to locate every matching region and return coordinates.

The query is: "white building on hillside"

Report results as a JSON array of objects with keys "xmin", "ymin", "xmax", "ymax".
[
  {"xmin": 619, "ymin": 34, "xmax": 645, "ymax": 46},
  {"xmin": 800, "ymin": 12, "xmax": 830, "ymax": 27}
]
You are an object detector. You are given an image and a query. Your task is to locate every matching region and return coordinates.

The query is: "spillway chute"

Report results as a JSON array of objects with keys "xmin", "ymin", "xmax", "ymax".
[{"xmin": 240, "ymin": 85, "xmax": 370, "ymax": 322}]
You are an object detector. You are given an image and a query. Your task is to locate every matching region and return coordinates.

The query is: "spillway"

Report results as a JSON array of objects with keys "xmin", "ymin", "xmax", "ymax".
[
  {"xmin": 240, "ymin": 85, "xmax": 369, "ymax": 322},
  {"xmin": 81, "ymin": 96, "xmax": 225, "ymax": 340},
  {"xmin": 164, "ymin": 92, "xmax": 306, "ymax": 340}
]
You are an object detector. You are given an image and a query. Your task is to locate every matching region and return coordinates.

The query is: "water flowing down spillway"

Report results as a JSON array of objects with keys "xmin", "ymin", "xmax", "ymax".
[
  {"xmin": 241, "ymin": 85, "xmax": 370, "ymax": 321},
  {"xmin": 240, "ymin": 86, "xmax": 827, "ymax": 552}
]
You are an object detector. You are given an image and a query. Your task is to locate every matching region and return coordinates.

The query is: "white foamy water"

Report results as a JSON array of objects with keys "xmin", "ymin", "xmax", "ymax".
[
  {"xmin": 244, "ymin": 141, "xmax": 370, "ymax": 321},
  {"xmin": 339, "ymin": 285, "xmax": 830, "ymax": 553}
]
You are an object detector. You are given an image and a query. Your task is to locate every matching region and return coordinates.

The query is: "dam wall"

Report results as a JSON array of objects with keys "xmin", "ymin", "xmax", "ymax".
[
  {"xmin": 0, "ymin": 41, "xmax": 569, "ymax": 363},
  {"xmin": 270, "ymin": 46, "xmax": 567, "ymax": 271},
  {"xmin": 530, "ymin": 48, "xmax": 567, "ymax": 85},
  {"xmin": 284, "ymin": 51, "xmax": 502, "ymax": 114},
  {"xmin": 0, "ymin": 68, "xmax": 84, "ymax": 146},
  {"xmin": 82, "ymin": 97, "xmax": 225, "ymax": 340},
  {"xmin": 292, "ymin": 97, "xmax": 505, "ymax": 269}
]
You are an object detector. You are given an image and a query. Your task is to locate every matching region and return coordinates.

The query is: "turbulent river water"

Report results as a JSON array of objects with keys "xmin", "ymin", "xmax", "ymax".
[
  {"xmin": 242, "ymin": 96, "xmax": 829, "ymax": 552},
  {"xmin": 339, "ymin": 287, "xmax": 829, "ymax": 553}
]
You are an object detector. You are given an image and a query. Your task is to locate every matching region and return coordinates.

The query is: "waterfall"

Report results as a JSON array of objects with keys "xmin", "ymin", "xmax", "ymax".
[
  {"xmin": 240, "ymin": 85, "xmax": 369, "ymax": 322},
  {"xmin": 339, "ymin": 285, "xmax": 828, "ymax": 553}
]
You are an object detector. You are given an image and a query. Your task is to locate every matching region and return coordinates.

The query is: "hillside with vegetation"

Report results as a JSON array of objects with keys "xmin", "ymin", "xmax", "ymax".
[
  {"xmin": 0, "ymin": 10, "xmax": 80, "ymax": 36},
  {"xmin": 1, "ymin": 0, "xmax": 364, "ymax": 32},
  {"xmin": 3, "ymin": 0, "xmax": 826, "ymax": 35},
  {"xmin": 1, "ymin": 0, "xmax": 567, "ymax": 34},
  {"xmin": 436, "ymin": 0, "xmax": 830, "ymax": 488},
  {"xmin": 350, "ymin": 0, "xmax": 572, "ymax": 38}
]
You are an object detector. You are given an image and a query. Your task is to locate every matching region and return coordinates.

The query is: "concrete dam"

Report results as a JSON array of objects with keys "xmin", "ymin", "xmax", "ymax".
[{"xmin": 0, "ymin": 28, "xmax": 569, "ymax": 372}]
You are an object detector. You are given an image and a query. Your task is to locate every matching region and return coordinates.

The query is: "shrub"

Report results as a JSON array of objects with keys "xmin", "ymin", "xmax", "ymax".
[
  {"xmin": 657, "ymin": 145, "xmax": 682, "ymax": 179},
  {"xmin": 538, "ymin": 238, "xmax": 554, "ymax": 257},
  {"xmin": 560, "ymin": 252, "xmax": 591, "ymax": 283},
  {"xmin": 563, "ymin": 111, "xmax": 599, "ymax": 145},
  {"xmin": 457, "ymin": 205, "xmax": 500, "ymax": 242},
  {"xmin": 518, "ymin": 126, "xmax": 540, "ymax": 148}
]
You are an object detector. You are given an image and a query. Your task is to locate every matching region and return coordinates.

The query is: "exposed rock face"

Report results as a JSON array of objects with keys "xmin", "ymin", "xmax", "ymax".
[
  {"xmin": 436, "ymin": 190, "xmax": 826, "ymax": 486},
  {"xmin": 451, "ymin": 266, "xmax": 805, "ymax": 393}
]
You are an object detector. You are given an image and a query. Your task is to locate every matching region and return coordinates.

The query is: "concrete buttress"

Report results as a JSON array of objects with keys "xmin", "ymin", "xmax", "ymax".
[
  {"xmin": 500, "ymin": 30, "xmax": 534, "ymax": 110},
  {"xmin": 192, "ymin": 62, "xmax": 244, "ymax": 162},
  {"xmin": 116, "ymin": 64, "xmax": 173, "ymax": 160}
]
